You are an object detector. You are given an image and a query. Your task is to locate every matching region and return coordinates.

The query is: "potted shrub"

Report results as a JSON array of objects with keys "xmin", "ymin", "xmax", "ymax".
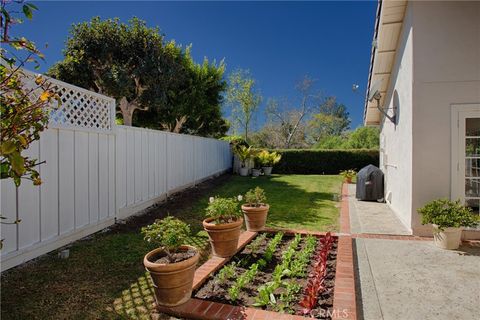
[
  {"xmin": 203, "ymin": 196, "xmax": 244, "ymax": 257},
  {"xmin": 417, "ymin": 199, "xmax": 479, "ymax": 249},
  {"xmin": 142, "ymin": 217, "xmax": 199, "ymax": 306},
  {"xmin": 340, "ymin": 169, "xmax": 356, "ymax": 183},
  {"xmin": 251, "ymin": 153, "xmax": 262, "ymax": 177},
  {"xmin": 234, "ymin": 145, "xmax": 253, "ymax": 176},
  {"xmin": 258, "ymin": 150, "xmax": 281, "ymax": 176},
  {"xmin": 241, "ymin": 187, "xmax": 269, "ymax": 231}
]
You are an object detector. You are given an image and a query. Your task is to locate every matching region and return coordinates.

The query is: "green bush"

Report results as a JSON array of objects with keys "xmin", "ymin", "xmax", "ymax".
[
  {"xmin": 417, "ymin": 199, "xmax": 479, "ymax": 230},
  {"xmin": 267, "ymin": 149, "xmax": 379, "ymax": 174}
]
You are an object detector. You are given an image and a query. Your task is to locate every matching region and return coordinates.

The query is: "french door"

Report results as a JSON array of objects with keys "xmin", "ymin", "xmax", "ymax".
[{"xmin": 452, "ymin": 104, "xmax": 480, "ymax": 216}]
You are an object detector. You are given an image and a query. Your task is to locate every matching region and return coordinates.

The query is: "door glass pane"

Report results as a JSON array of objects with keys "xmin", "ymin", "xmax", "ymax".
[
  {"xmin": 466, "ymin": 138, "xmax": 480, "ymax": 156},
  {"xmin": 466, "ymin": 118, "xmax": 480, "ymax": 136},
  {"xmin": 465, "ymin": 158, "xmax": 480, "ymax": 177},
  {"xmin": 465, "ymin": 178, "xmax": 480, "ymax": 197},
  {"xmin": 465, "ymin": 198, "xmax": 479, "ymax": 214}
]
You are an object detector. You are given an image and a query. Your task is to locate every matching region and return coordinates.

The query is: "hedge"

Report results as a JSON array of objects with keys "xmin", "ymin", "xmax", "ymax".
[{"xmin": 268, "ymin": 149, "xmax": 379, "ymax": 174}]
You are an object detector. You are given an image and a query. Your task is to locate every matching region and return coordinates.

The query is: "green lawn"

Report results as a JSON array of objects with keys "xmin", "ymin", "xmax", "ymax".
[{"xmin": 1, "ymin": 174, "xmax": 342, "ymax": 320}]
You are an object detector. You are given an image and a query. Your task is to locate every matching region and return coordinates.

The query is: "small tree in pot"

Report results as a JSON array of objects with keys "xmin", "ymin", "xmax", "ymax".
[
  {"xmin": 242, "ymin": 187, "xmax": 269, "ymax": 231},
  {"xmin": 258, "ymin": 150, "xmax": 281, "ymax": 176},
  {"xmin": 418, "ymin": 199, "xmax": 478, "ymax": 250},
  {"xmin": 234, "ymin": 145, "xmax": 253, "ymax": 176},
  {"xmin": 142, "ymin": 217, "xmax": 199, "ymax": 306},
  {"xmin": 203, "ymin": 196, "xmax": 243, "ymax": 257}
]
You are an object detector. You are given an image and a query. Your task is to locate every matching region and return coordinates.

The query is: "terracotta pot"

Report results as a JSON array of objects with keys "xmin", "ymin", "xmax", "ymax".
[
  {"xmin": 345, "ymin": 177, "xmax": 352, "ymax": 184},
  {"xmin": 252, "ymin": 168, "xmax": 261, "ymax": 177},
  {"xmin": 203, "ymin": 217, "xmax": 243, "ymax": 257},
  {"xmin": 262, "ymin": 167, "xmax": 273, "ymax": 176},
  {"xmin": 143, "ymin": 245, "xmax": 199, "ymax": 307},
  {"xmin": 242, "ymin": 204, "xmax": 269, "ymax": 231},
  {"xmin": 432, "ymin": 224, "xmax": 462, "ymax": 250},
  {"xmin": 239, "ymin": 167, "xmax": 249, "ymax": 176}
]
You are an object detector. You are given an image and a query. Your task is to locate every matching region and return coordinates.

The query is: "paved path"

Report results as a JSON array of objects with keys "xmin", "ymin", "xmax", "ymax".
[{"xmin": 346, "ymin": 184, "xmax": 480, "ymax": 320}]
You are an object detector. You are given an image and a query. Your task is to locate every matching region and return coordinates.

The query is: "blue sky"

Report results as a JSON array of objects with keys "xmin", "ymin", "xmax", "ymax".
[{"xmin": 18, "ymin": 1, "xmax": 377, "ymax": 129}]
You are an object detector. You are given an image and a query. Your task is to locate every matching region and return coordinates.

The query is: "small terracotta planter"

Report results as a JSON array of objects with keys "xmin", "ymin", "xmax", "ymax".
[
  {"xmin": 203, "ymin": 217, "xmax": 243, "ymax": 257},
  {"xmin": 144, "ymin": 245, "xmax": 199, "ymax": 307},
  {"xmin": 345, "ymin": 177, "xmax": 352, "ymax": 184},
  {"xmin": 241, "ymin": 204, "xmax": 269, "ymax": 231}
]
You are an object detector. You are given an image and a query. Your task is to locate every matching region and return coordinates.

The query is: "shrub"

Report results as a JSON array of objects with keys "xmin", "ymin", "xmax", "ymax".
[
  {"xmin": 257, "ymin": 150, "xmax": 282, "ymax": 167},
  {"xmin": 244, "ymin": 187, "xmax": 267, "ymax": 207},
  {"xmin": 268, "ymin": 149, "xmax": 379, "ymax": 174},
  {"xmin": 417, "ymin": 199, "xmax": 479, "ymax": 230},
  {"xmin": 206, "ymin": 196, "xmax": 242, "ymax": 223},
  {"xmin": 233, "ymin": 145, "xmax": 254, "ymax": 168},
  {"xmin": 141, "ymin": 216, "xmax": 191, "ymax": 261}
]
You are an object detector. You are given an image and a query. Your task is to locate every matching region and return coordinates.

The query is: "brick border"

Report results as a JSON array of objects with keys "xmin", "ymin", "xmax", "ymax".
[{"xmin": 157, "ymin": 183, "xmax": 357, "ymax": 320}]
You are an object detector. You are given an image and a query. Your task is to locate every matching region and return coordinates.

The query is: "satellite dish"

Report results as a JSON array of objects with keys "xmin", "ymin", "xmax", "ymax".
[{"xmin": 368, "ymin": 79, "xmax": 383, "ymax": 102}]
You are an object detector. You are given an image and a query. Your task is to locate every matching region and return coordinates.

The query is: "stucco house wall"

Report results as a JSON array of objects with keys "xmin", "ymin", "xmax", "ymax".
[
  {"xmin": 379, "ymin": 1, "xmax": 480, "ymax": 236},
  {"xmin": 410, "ymin": 1, "xmax": 480, "ymax": 235},
  {"xmin": 380, "ymin": 3, "xmax": 414, "ymax": 232}
]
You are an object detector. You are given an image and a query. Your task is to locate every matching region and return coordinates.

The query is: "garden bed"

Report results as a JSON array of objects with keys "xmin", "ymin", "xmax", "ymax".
[{"xmin": 194, "ymin": 231, "xmax": 338, "ymax": 319}]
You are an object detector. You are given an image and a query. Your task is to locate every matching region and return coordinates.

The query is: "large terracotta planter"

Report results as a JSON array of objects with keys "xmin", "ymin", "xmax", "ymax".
[
  {"xmin": 203, "ymin": 217, "xmax": 243, "ymax": 257},
  {"xmin": 432, "ymin": 224, "xmax": 462, "ymax": 250},
  {"xmin": 242, "ymin": 204, "xmax": 269, "ymax": 231},
  {"xmin": 143, "ymin": 245, "xmax": 199, "ymax": 307}
]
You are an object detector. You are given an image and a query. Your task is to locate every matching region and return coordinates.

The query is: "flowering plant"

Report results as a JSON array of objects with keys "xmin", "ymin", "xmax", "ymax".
[{"xmin": 206, "ymin": 195, "xmax": 243, "ymax": 223}]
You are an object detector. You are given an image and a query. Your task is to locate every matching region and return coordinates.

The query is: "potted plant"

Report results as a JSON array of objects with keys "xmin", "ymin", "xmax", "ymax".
[
  {"xmin": 339, "ymin": 169, "xmax": 356, "ymax": 183},
  {"xmin": 251, "ymin": 153, "xmax": 262, "ymax": 177},
  {"xmin": 241, "ymin": 187, "xmax": 269, "ymax": 231},
  {"xmin": 234, "ymin": 145, "xmax": 253, "ymax": 176},
  {"xmin": 142, "ymin": 217, "xmax": 199, "ymax": 306},
  {"xmin": 417, "ymin": 199, "xmax": 479, "ymax": 249},
  {"xmin": 258, "ymin": 150, "xmax": 281, "ymax": 176},
  {"xmin": 203, "ymin": 196, "xmax": 244, "ymax": 257}
]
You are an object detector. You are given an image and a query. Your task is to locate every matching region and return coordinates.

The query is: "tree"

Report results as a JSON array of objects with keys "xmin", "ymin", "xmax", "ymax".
[
  {"xmin": 49, "ymin": 17, "xmax": 227, "ymax": 137},
  {"xmin": 345, "ymin": 126, "xmax": 379, "ymax": 149},
  {"xmin": 226, "ymin": 69, "xmax": 262, "ymax": 141},
  {"xmin": 308, "ymin": 96, "xmax": 350, "ymax": 143},
  {"xmin": 1, "ymin": 0, "xmax": 57, "ymax": 187},
  {"xmin": 266, "ymin": 76, "xmax": 321, "ymax": 148}
]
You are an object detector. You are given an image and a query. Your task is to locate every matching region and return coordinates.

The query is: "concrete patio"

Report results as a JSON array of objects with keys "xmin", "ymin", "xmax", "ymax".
[{"xmin": 346, "ymin": 184, "xmax": 480, "ymax": 320}]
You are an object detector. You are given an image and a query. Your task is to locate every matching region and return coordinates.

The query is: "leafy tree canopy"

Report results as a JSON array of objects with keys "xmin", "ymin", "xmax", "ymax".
[
  {"xmin": 49, "ymin": 17, "xmax": 228, "ymax": 137},
  {"xmin": 314, "ymin": 126, "xmax": 379, "ymax": 150}
]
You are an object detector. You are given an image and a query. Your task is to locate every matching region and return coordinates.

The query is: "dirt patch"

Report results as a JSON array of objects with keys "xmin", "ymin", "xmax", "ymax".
[{"xmin": 111, "ymin": 174, "xmax": 232, "ymax": 233}]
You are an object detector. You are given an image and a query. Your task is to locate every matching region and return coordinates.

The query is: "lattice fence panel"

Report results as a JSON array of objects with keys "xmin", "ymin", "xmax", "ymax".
[{"xmin": 20, "ymin": 69, "xmax": 115, "ymax": 132}]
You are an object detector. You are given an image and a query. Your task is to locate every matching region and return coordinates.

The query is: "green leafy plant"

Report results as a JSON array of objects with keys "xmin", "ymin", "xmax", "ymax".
[
  {"xmin": 290, "ymin": 235, "xmax": 318, "ymax": 277},
  {"xmin": 263, "ymin": 232, "xmax": 284, "ymax": 262},
  {"xmin": 275, "ymin": 281, "xmax": 302, "ymax": 313},
  {"xmin": 257, "ymin": 150, "xmax": 282, "ymax": 167},
  {"xmin": 233, "ymin": 145, "xmax": 254, "ymax": 168},
  {"xmin": 205, "ymin": 196, "xmax": 242, "ymax": 223},
  {"xmin": 339, "ymin": 169, "xmax": 356, "ymax": 181},
  {"xmin": 141, "ymin": 216, "xmax": 191, "ymax": 262},
  {"xmin": 246, "ymin": 233, "xmax": 267, "ymax": 255},
  {"xmin": 244, "ymin": 187, "xmax": 267, "ymax": 207},
  {"xmin": 228, "ymin": 262, "xmax": 259, "ymax": 301},
  {"xmin": 417, "ymin": 199, "xmax": 479, "ymax": 231},
  {"xmin": 217, "ymin": 262, "xmax": 236, "ymax": 284}
]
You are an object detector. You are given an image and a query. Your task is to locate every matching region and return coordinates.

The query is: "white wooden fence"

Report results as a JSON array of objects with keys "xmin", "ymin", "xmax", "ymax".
[{"xmin": 0, "ymin": 74, "xmax": 231, "ymax": 271}]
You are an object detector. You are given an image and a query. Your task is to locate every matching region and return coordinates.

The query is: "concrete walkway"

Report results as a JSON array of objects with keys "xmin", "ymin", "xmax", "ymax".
[{"xmin": 347, "ymin": 184, "xmax": 480, "ymax": 320}]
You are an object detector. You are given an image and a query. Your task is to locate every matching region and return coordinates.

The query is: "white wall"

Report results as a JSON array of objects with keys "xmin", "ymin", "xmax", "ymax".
[
  {"xmin": 380, "ymin": 3, "xmax": 414, "ymax": 231},
  {"xmin": 411, "ymin": 1, "xmax": 480, "ymax": 235}
]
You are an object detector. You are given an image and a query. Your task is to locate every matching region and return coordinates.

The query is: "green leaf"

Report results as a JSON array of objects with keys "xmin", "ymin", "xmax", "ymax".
[
  {"xmin": 10, "ymin": 152, "xmax": 25, "ymax": 176},
  {"xmin": 1, "ymin": 141, "xmax": 16, "ymax": 155},
  {"xmin": 22, "ymin": 5, "xmax": 33, "ymax": 19}
]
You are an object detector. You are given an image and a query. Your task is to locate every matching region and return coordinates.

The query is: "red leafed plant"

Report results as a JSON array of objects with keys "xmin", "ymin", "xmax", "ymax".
[{"xmin": 298, "ymin": 232, "xmax": 334, "ymax": 316}]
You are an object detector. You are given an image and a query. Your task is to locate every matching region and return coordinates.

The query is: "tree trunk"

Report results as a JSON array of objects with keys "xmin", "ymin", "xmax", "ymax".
[{"xmin": 119, "ymin": 97, "xmax": 136, "ymax": 126}]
